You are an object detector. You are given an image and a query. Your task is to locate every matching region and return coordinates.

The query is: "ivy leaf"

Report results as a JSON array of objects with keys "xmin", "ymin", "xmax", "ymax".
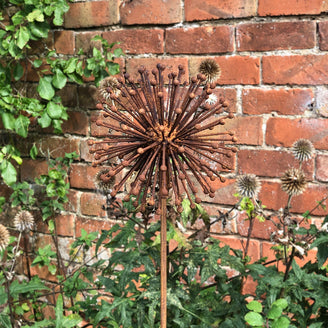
[
  {"xmin": 1, "ymin": 161, "xmax": 17, "ymax": 185},
  {"xmin": 29, "ymin": 22, "xmax": 49, "ymax": 39},
  {"xmin": 27, "ymin": 9, "xmax": 44, "ymax": 22},
  {"xmin": 52, "ymin": 69, "xmax": 67, "ymax": 89},
  {"xmin": 38, "ymin": 76, "xmax": 55, "ymax": 100},
  {"xmin": 46, "ymin": 102, "xmax": 63, "ymax": 119},
  {"xmin": 14, "ymin": 115, "xmax": 30, "ymax": 138},
  {"xmin": 17, "ymin": 26, "xmax": 30, "ymax": 49},
  {"xmin": 38, "ymin": 112, "xmax": 52, "ymax": 128},
  {"xmin": 13, "ymin": 63, "xmax": 24, "ymax": 81},
  {"xmin": 30, "ymin": 144, "xmax": 38, "ymax": 160},
  {"xmin": 1, "ymin": 113, "xmax": 15, "ymax": 130}
]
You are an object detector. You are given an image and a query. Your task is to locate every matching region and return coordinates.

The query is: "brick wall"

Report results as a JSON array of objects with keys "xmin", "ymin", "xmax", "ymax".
[{"xmin": 22, "ymin": 0, "xmax": 328, "ymax": 265}]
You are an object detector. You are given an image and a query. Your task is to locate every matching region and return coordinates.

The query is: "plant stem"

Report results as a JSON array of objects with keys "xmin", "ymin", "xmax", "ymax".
[{"xmin": 160, "ymin": 197, "xmax": 167, "ymax": 328}]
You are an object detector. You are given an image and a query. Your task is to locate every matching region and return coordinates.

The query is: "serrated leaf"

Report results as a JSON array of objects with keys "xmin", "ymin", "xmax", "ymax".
[
  {"xmin": 14, "ymin": 115, "xmax": 30, "ymax": 137},
  {"xmin": 244, "ymin": 312, "xmax": 264, "ymax": 326},
  {"xmin": 37, "ymin": 77, "xmax": 55, "ymax": 100},
  {"xmin": 246, "ymin": 301, "xmax": 263, "ymax": 313},
  {"xmin": 17, "ymin": 26, "xmax": 30, "ymax": 49}
]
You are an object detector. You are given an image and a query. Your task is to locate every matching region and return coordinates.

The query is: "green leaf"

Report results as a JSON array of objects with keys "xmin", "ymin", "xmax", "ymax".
[
  {"xmin": 272, "ymin": 298, "xmax": 288, "ymax": 310},
  {"xmin": 46, "ymin": 102, "xmax": 63, "ymax": 119},
  {"xmin": 272, "ymin": 316, "xmax": 290, "ymax": 328},
  {"xmin": 267, "ymin": 305, "xmax": 283, "ymax": 320},
  {"xmin": 52, "ymin": 69, "xmax": 67, "ymax": 89},
  {"xmin": 38, "ymin": 112, "xmax": 52, "ymax": 128},
  {"xmin": 30, "ymin": 144, "xmax": 38, "ymax": 159},
  {"xmin": 29, "ymin": 22, "xmax": 49, "ymax": 39},
  {"xmin": 37, "ymin": 76, "xmax": 55, "ymax": 100},
  {"xmin": 55, "ymin": 294, "xmax": 64, "ymax": 328},
  {"xmin": 14, "ymin": 115, "xmax": 30, "ymax": 138},
  {"xmin": 0, "ymin": 314, "xmax": 11, "ymax": 328},
  {"xmin": 244, "ymin": 312, "xmax": 264, "ymax": 326},
  {"xmin": 1, "ymin": 113, "xmax": 15, "ymax": 130},
  {"xmin": 246, "ymin": 301, "xmax": 263, "ymax": 313},
  {"xmin": 33, "ymin": 59, "xmax": 43, "ymax": 68},
  {"xmin": 13, "ymin": 63, "xmax": 24, "ymax": 80},
  {"xmin": 27, "ymin": 9, "xmax": 44, "ymax": 22},
  {"xmin": 17, "ymin": 26, "xmax": 30, "ymax": 49},
  {"xmin": 1, "ymin": 161, "xmax": 17, "ymax": 185}
]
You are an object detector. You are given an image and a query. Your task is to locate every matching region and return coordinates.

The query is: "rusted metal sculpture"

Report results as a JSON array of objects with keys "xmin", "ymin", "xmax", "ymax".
[{"xmin": 89, "ymin": 64, "xmax": 237, "ymax": 327}]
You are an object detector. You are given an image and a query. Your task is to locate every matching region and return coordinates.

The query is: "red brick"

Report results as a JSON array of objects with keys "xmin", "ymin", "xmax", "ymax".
[
  {"xmin": 36, "ymin": 214, "xmax": 75, "ymax": 237},
  {"xmin": 37, "ymin": 136, "xmax": 80, "ymax": 158},
  {"xmin": 238, "ymin": 149, "xmax": 314, "ymax": 179},
  {"xmin": 63, "ymin": 189, "xmax": 79, "ymax": 213},
  {"xmin": 185, "ymin": 0, "xmax": 256, "ymax": 21},
  {"xmin": 203, "ymin": 178, "xmax": 237, "ymax": 205},
  {"xmin": 189, "ymin": 56, "xmax": 260, "ymax": 85},
  {"xmin": 77, "ymin": 85, "xmax": 97, "ymax": 109},
  {"xmin": 62, "ymin": 111, "xmax": 89, "ymax": 136},
  {"xmin": 120, "ymin": 0, "xmax": 181, "ymax": 25},
  {"xmin": 237, "ymin": 212, "xmax": 276, "ymax": 240},
  {"xmin": 316, "ymin": 155, "xmax": 328, "ymax": 182},
  {"xmin": 80, "ymin": 139, "xmax": 94, "ymax": 163},
  {"xmin": 64, "ymin": 0, "xmax": 119, "ymax": 28},
  {"xmin": 54, "ymin": 30, "xmax": 75, "ymax": 55},
  {"xmin": 258, "ymin": 0, "xmax": 328, "ymax": 16},
  {"xmin": 80, "ymin": 192, "xmax": 107, "ymax": 217},
  {"xmin": 242, "ymin": 88, "xmax": 314, "ymax": 115},
  {"xmin": 0, "ymin": 182, "xmax": 12, "ymax": 201},
  {"xmin": 28, "ymin": 33, "xmax": 53, "ymax": 55},
  {"xmin": 56, "ymin": 85, "xmax": 78, "ymax": 108},
  {"xmin": 103, "ymin": 29, "xmax": 164, "ymax": 55},
  {"xmin": 75, "ymin": 216, "xmax": 113, "ymax": 237},
  {"xmin": 236, "ymin": 22, "xmax": 315, "ymax": 51},
  {"xmin": 20, "ymin": 159, "xmax": 49, "ymax": 182},
  {"xmin": 319, "ymin": 22, "xmax": 328, "ymax": 51},
  {"xmin": 75, "ymin": 31, "xmax": 101, "ymax": 54},
  {"xmin": 259, "ymin": 181, "xmax": 327, "ymax": 216},
  {"xmin": 214, "ymin": 88, "xmax": 237, "ymax": 113},
  {"xmin": 166, "ymin": 26, "xmax": 233, "ymax": 54},
  {"xmin": 263, "ymin": 55, "xmax": 328, "ymax": 85},
  {"xmin": 125, "ymin": 58, "xmax": 189, "ymax": 83},
  {"xmin": 70, "ymin": 163, "xmax": 113, "ymax": 190},
  {"xmin": 266, "ymin": 117, "xmax": 328, "ymax": 150}
]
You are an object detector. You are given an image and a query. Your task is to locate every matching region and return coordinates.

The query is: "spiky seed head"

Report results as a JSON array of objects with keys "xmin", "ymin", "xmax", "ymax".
[
  {"xmin": 236, "ymin": 174, "xmax": 261, "ymax": 198},
  {"xmin": 199, "ymin": 59, "xmax": 221, "ymax": 83},
  {"xmin": 13, "ymin": 210, "xmax": 35, "ymax": 232},
  {"xmin": 98, "ymin": 76, "xmax": 120, "ymax": 101},
  {"xmin": 292, "ymin": 139, "xmax": 314, "ymax": 162},
  {"xmin": 95, "ymin": 169, "xmax": 116, "ymax": 194},
  {"xmin": 0, "ymin": 224, "xmax": 10, "ymax": 251},
  {"xmin": 281, "ymin": 168, "xmax": 307, "ymax": 196}
]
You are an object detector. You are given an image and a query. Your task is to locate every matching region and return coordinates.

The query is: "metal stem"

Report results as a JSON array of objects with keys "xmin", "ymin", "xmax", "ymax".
[{"xmin": 160, "ymin": 197, "xmax": 167, "ymax": 328}]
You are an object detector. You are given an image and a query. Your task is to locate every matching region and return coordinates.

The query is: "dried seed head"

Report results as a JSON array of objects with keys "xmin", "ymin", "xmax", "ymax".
[
  {"xmin": 281, "ymin": 168, "xmax": 307, "ymax": 196},
  {"xmin": 98, "ymin": 76, "xmax": 120, "ymax": 101},
  {"xmin": 13, "ymin": 210, "xmax": 34, "ymax": 232},
  {"xmin": 236, "ymin": 174, "xmax": 261, "ymax": 198},
  {"xmin": 0, "ymin": 224, "xmax": 10, "ymax": 251},
  {"xmin": 198, "ymin": 59, "xmax": 221, "ymax": 83},
  {"xmin": 292, "ymin": 139, "xmax": 314, "ymax": 162},
  {"xmin": 95, "ymin": 169, "xmax": 116, "ymax": 194},
  {"xmin": 205, "ymin": 93, "xmax": 218, "ymax": 105}
]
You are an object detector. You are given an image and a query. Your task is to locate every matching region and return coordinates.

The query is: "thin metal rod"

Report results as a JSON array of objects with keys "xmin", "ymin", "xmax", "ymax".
[{"xmin": 160, "ymin": 197, "xmax": 167, "ymax": 328}]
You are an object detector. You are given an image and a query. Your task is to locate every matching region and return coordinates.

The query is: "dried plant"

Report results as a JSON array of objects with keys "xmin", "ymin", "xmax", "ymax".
[
  {"xmin": 236, "ymin": 174, "xmax": 261, "ymax": 199},
  {"xmin": 281, "ymin": 168, "xmax": 307, "ymax": 196},
  {"xmin": 13, "ymin": 210, "xmax": 34, "ymax": 232},
  {"xmin": 198, "ymin": 59, "xmax": 221, "ymax": 83},
  {"xmin": 88, "ymin": 64, "xmax": 237, "ymax": 212},
  {"xmin": 0, "ymin": 224, "xmax": 10, "ymax": 251},
  {"xmin": 292, "ymin": 139, "xmax": 314, "ymax": 162}
]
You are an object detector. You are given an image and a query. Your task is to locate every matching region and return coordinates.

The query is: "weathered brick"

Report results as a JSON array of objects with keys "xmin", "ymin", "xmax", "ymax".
[
  {"xmin": 214, "ymin": 88, "xmax": 237, "ymax": 113},
  {"xmin": 62, "ymin": 111, "xmax": 89, "ymax": 136},
  {"xmin": 36, "ymin": 214, "xmax": 75, "ymax": 237},
  {"xmin": 54, "ymin": 30, "xmax": 75, "ymax": 55},
  {"xmin": 125, "ymin": 58, "xmax": 189, "ymax": 82},
  {"xmin": 80, "ymin": 192, "xmax": 107, "ymax": 217},
  {"xmin": 266, "ymin": 117, "xmax": 328, "ymax": 150},
  {"xmin": 76, "ymin": 216, "xmax": 113, "ymax": 237},
  {"xmin": 103, "ymin": 29, "xmax": 164, "ymax": 55},
  {"xmin": 166, "ymin": 26, "xmax": 233, "ymax": 54},
  {"xmin": 319, "ymin": 22, "xmax": 328, "ymax": 51},
  {"xmin": 75, "ymin": 31, "xmax": 101, "ymax": 54},
  {"xmin": 236, "ymin": 22, "xmax": 315, "ymax": 51},
  {"xmin": 78, "ymin": 85, "xmax": 97, "ymax": 109},
  {"xmin": 28, "ymin": 33, "xmax": 53, "ymax": 55},
  {"xmin": 64, "ymin": 0, "xmax": 119, "ymax": 28},
  {"xmin": 258, "ymin": 0, "xmax": 328, "ymax": 16},
  {"xmin": 259, "ymin": 181, "xmax": 327, "ymax": 215},
  {"xmin": 80, "ymin": 139, "xmax": 94, "ymax": 163},
  {"xmin": 316, "ymin": 155, "xmax": 328, "ymax": 182},
  {"xmin": 242, "ymin": 88, "xmax": 314, "ymax": 115},
  {"xmin": 20, "ymin": 159, "xmax": 48, "ymax": 182},
  {"xmin": 37, "ymin": 136, "xmax": 80, "ymax": 158},
  {"xmin": 263, "ymin": 55, "xmax": 328, "ymax": 85},
  {"xmin": 56, "ymin": 84, "xmax": 78, "ymax": 108},
  {"xmin": 120, "ymin": 0, "xmax": 181, "ymax": 25},
  {"xmin": 203, "ymin": 178, "xmax": 237, "ymax": 205},
  {"xmin": 189, "ymin": 56, "xmax": 260, "ymax": 85},
  {"xmin": 63, "ymin": 189, "xmax": 79, "ymax": 213},
  {"xmin": 238, "ymin": 149, "xmax": 314, "ymax": 179},
  {"xmin": 185, "ymin": 0, "xmax": 257, "ymax": 21}
]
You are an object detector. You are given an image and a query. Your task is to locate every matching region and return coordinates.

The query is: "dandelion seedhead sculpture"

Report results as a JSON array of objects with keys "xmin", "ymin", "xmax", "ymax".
[{"xmin": 89, "ymin": 63, "xmax": 237, "ymax": 327}]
